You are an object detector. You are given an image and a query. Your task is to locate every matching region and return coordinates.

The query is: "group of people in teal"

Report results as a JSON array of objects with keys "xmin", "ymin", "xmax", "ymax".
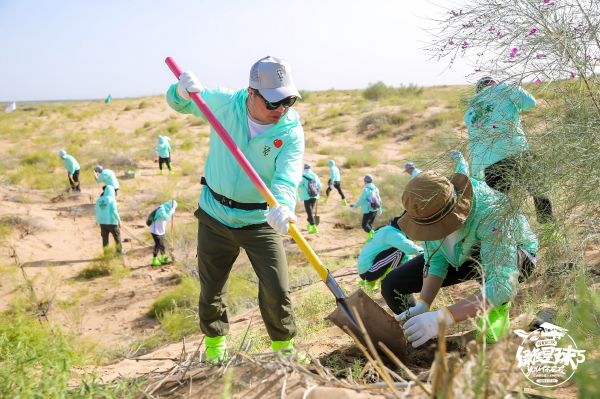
[
  {"xmin": 58, "ymin": 137, "xmax": 177, "ymax": 264},
  {"xmin": 162, "ymin": 53, "xmax": 550, "ymax": 362},
  {"xmin": 54, "ymin": 55, "xmax": 547, "ymax": 363}
]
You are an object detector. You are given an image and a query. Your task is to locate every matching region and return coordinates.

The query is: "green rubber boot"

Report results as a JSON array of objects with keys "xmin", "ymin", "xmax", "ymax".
[
  {"xmin": 272, "ymin": 339, "xmax": 308, "ymax": 363},
  {"xmin": 358, "ymin": 279, "xmax": 379, "ymax": 293},
  {"xmin": 366, "ymin": 230, "xmax": 375, "ymax": 242},
  {"xmin": 308, "ymin": 224, "xmax": 318, "ymax": 234},
  {"xmin": 476, "ymin": 302, "xmax": 511, "ymax": 344},
  {"xmin": 151, "ymin": 256, "xmax": 161, "ymax": 267},
  {"xmin": 205, "ymin": 336, "xmax": 228, "ymax": 365},
  {"xmin": 342, "ymin": 198, "xmax": 349, "ymax": 206},
  {"xmin": 159, "ymin": 255, "xmax": 169, "ymax": 264}
]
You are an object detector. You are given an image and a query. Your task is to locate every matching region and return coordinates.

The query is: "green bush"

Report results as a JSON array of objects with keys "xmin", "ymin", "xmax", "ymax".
[
  {"xmin": 343, "ymin": 153, "xmax": 375, "ymax": 168},
  {"xmin": 363, "ymin": 81, "xmax": 423, "ymax": 100},
  {"xmin": 148, "ymin": 275, "xmax": 200, "ymax": 318},
  {"xmin": 78, "ymin": 251, "xmax": 128, "ymax": 280},
  {"xmin": 0, "ymin": 313, "xmax": 139, "ymax": 398},
  {"xmin": 357, "ymin": 112, "xmax": 405, "ymax": 138}
]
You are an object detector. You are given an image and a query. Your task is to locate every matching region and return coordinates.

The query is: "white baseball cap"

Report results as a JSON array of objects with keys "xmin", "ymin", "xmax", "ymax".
[{"xmin": 249, "ymin": 56, "xmax": 301, "ymax": 102}]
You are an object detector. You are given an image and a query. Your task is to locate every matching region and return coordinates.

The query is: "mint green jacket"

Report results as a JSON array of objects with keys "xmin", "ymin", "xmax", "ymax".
[
  {"xmin": 357, "ymin": 221, "xmax": 423, "ymax": 275},
  {"xmin": 424, "ymin": 177, "xmax": 538, "ymax": 307},
  {"xmin": 153, "ymin": 200, "xmax": 177, "ymax": 222},
  {"xmin": 328, "ymin": 160, "xmax": 341, "ymax": 182},
  {"xmin": 96, "ymin": 169, "xmax": 120, "ymax": 189},
  {"xmin": 155, "ymin": 136, "xmax": 172, "ymax": 158},
  {"xmin": 95, "ymin": 186, "xmax": 120, "ymax": 225},
  {"xmin": 352, "ymin": 183, "xmax": 381, "ymax": 214},
  {"xmin": 62, "ymin": 154, "xmax": 80, "ymax": 174},
  {"xmin": 299, "ymin": 170, "xmax": 322, "ymax": 200},
  {"xmin": 464, "ymin": 83, "xmax": 536, "ymax": 178},
  {"xmin": 166, "ymin": 85, "xmax": 304, "ymax": 228}
]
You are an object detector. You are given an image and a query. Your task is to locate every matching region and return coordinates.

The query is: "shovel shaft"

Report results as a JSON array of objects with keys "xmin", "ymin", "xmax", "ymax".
[{"xmin": 165, "ymin": 57, "xmax": 330, "ymax": 283}]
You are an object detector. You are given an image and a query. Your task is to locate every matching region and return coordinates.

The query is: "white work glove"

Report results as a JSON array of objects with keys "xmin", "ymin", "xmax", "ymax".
[
  {"xmin": 395, "ymin": 298, "xmax": 430, "ymax": 322},
  {"xmin": 267, "ymin": 205, "xmax": 297, "ymax": 234},
  {"xmin": 449, "ymin": 149, "xmax": 464, "ymax": 161},
  {"xmin": 404, "ymin": 307, "xmax": 455, "ymax": 348},
  {"xmin": 176, "ymin": 70, "xmax": 204, "ymax": 101}
]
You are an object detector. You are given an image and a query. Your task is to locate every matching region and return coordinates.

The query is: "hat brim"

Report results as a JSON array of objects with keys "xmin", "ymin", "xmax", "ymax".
[
  {"xmin": 259, "ymin": 86, "xmax": 301, "ymax": 102},
  {"xmin": 398, "ymin": 173, "xmax": 473, "ymax": 241}
]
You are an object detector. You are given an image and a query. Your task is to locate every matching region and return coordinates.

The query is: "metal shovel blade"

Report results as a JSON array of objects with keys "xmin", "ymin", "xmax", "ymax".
[{"xmin": 326, "ymin": 289, "xmax": 408, "ymax": 360}]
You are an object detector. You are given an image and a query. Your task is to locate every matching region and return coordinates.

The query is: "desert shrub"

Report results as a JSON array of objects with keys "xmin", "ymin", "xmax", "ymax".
[
  {"xmin": 0, "ymin": 312, "xmax": 139, "ymax": 398},
  {"xmin": 138, "ymin": 101, "xmax": 148, "ymax": 109},
  {"xmin": 357, "ymin": 112, "xmax": 405, "ymax": 138},
  {"xmin": 148, "ymin": 275, "xmax": 200, "ymax": 318},
  {"xmin": 363, "ymin": 81, "xmax": 423, "ymax": 100},
  {"xmin": 343, "ymin": 153, "xmax": 376, "ymax": 168},
  {"xmin": 78, "ymin": 251, "xmax": 128, "ymax": 280}
]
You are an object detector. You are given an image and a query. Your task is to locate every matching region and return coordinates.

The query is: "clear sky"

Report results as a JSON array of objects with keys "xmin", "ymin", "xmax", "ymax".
[{"xmin": 0, "ymin": 0, "xmax": 475, "ymax": 102}]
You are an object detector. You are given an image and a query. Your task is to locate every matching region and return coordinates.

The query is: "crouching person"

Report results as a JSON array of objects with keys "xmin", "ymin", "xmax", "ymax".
[
  {"xmin": 381, "ymin": 152, "xmax": 537, "ymax": 347},
  {"xmin": 357, "ymin": 216, "xmax": 423, "ymax": 292},
  {"xmin": 147, "ymin": 199, "xmax": 177, "ymax": 266},
  {"xmin": 95, "ymin": 186, "xmax": 122, "ymax": 254}
]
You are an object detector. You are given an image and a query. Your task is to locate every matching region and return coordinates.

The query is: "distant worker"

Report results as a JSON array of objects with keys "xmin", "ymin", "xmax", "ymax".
[
  {"xmin": 352, "ymin": 175, "xmax": 382, "ymax": 240},
  {"xmin": 299, "ymin": 164, "xmax": 322, "ymax": 234},
  {"xmin": 324, "ymin": 159, "xmax": 347, "ymax": 205},
  {"xmin": 93, "ymin": 165, "xmax": 120, "ymax": 197},
  {"xmin": 94, "ymin": 186, "xmax": 122, "ymax": 254},
  {"xmin": 357, "ymin": 215, "xmax": 423, "ymax": 292},
  {"xmin": 166, "ymin": 55, "xmax": 303, "ymax": 363},
  {"xmin": 155, "ymin": 135, "xmax": 173, "ymax": 175},
  {"xmin": 464, "ymin": 76, "xmax": 553, "ymax": 224},
  {"xmin": 404, "ymin": 162, "xmax": 421, "ymax": 179},
  {"xmin": 58, "ymin": 149, "xmax": 81, "ymax": 192},
  {"xmin": 147, "ymin": 199, "xmax": 177, "ymax": 266}
]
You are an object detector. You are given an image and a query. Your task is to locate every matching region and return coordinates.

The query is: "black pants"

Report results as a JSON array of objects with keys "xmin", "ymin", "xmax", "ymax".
[
  {"xmin": 359, "ymin": 248, "xmax": 404, "ymax": 281},
  {"xmin": 68, "ymin": 169, "xmax": 80, "ymax": 191},
  {"xmin": 100, "ymin": 224, "xmax": 122, "ymax": 251},
  {"xmin": 304, "ymin": 198, "xmax": 317, "ymax": 225},
  {"xmin": 484, "ymin": 153, "xmax": 553, "ymax": 224},
  {"xmin": 361, "ymin": 211, "xmax": 377, "ymax": 233},
  {"xmin": 101, "ymin": 186, "xmax": 119, "ymax": 198},
  {"xmin": 159, "ymin": 157, "xmax": 171, "ymax": 171},
  {"xmin": 381, "ymin": 251, "xmax": 535, "ymax": 314},
  {"xmin": 152, "ymin": 233, "xmax": 166, "ymax": 257},
  {"xmin": 326, "ymin": 180, "xmax": 346, "ymax": 199}
]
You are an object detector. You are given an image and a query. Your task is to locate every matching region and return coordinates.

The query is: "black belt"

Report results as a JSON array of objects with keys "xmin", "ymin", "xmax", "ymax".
[{"xmin": 201, "ymin": 177, "xmax": 268, "ymax": 211}]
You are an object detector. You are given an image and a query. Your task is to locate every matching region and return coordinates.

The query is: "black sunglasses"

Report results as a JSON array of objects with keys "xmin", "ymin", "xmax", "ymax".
[{"xmin": 254, "ymin": 90, "xmax": 297, "ymax": 110}]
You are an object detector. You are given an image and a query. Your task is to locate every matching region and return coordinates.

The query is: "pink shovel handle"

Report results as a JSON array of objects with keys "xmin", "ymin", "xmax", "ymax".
[{"xmin": 165, "ymin": 57, "xmax": 277, "ymax": 208}]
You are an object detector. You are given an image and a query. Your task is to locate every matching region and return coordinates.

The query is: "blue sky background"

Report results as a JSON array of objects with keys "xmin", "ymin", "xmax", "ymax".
[{"xmin": 0, "ymin": 0, "xmax": 474, "ymax": 101}]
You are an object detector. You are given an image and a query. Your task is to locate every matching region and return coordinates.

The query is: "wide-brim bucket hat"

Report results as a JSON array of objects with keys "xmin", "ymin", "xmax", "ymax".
[{"xmin": 398, "ymin": 171, "xmax": 473, "ymax": 241}]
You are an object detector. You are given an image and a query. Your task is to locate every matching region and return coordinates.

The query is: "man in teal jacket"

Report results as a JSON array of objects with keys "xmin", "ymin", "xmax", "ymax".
[
  {"xmin": 464, "ymin": 77, "xmax": 553, "ymax": 223},
  {"xmin": 58, "ymin": 149, "xmax": 81, "ymax": 192},
  {"xmin": 404, "ymin": 162, "xmax": 421, "ymax": 179},
  {"xmin": 166, "ymin": 56, "xmax": 303, "ymax": 363},
  {"xmin": 381, "ymin": 151, "xmax": 537, "ymax": 347},
  {"xmin": 357, "ymin": 216, "xmax": 423, "ymax": 292},
  {"xmin": 94, "ymin": 186, "xmax": 121, "ymax": 253},
  {"xmin": 324, "ymin": 159, "xmax": 347, "ymax": 205},
  {"xmin": 298, "ymin": 163, "xmax": 322, "ymax": 234},
  {"xmin": 155, "ymin": 135, "xmax": 173, "ymax": 175},
  {"xmin": 94, "ymin": 165, "xmax": 120, "ymax": 197},
  {"xmin": 352, "ymin": 175, "xmax": 382, "ymax": 240},
  {"xmin": 148, "ymin": 199, "xmax": 177, "ymax": 266}
]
